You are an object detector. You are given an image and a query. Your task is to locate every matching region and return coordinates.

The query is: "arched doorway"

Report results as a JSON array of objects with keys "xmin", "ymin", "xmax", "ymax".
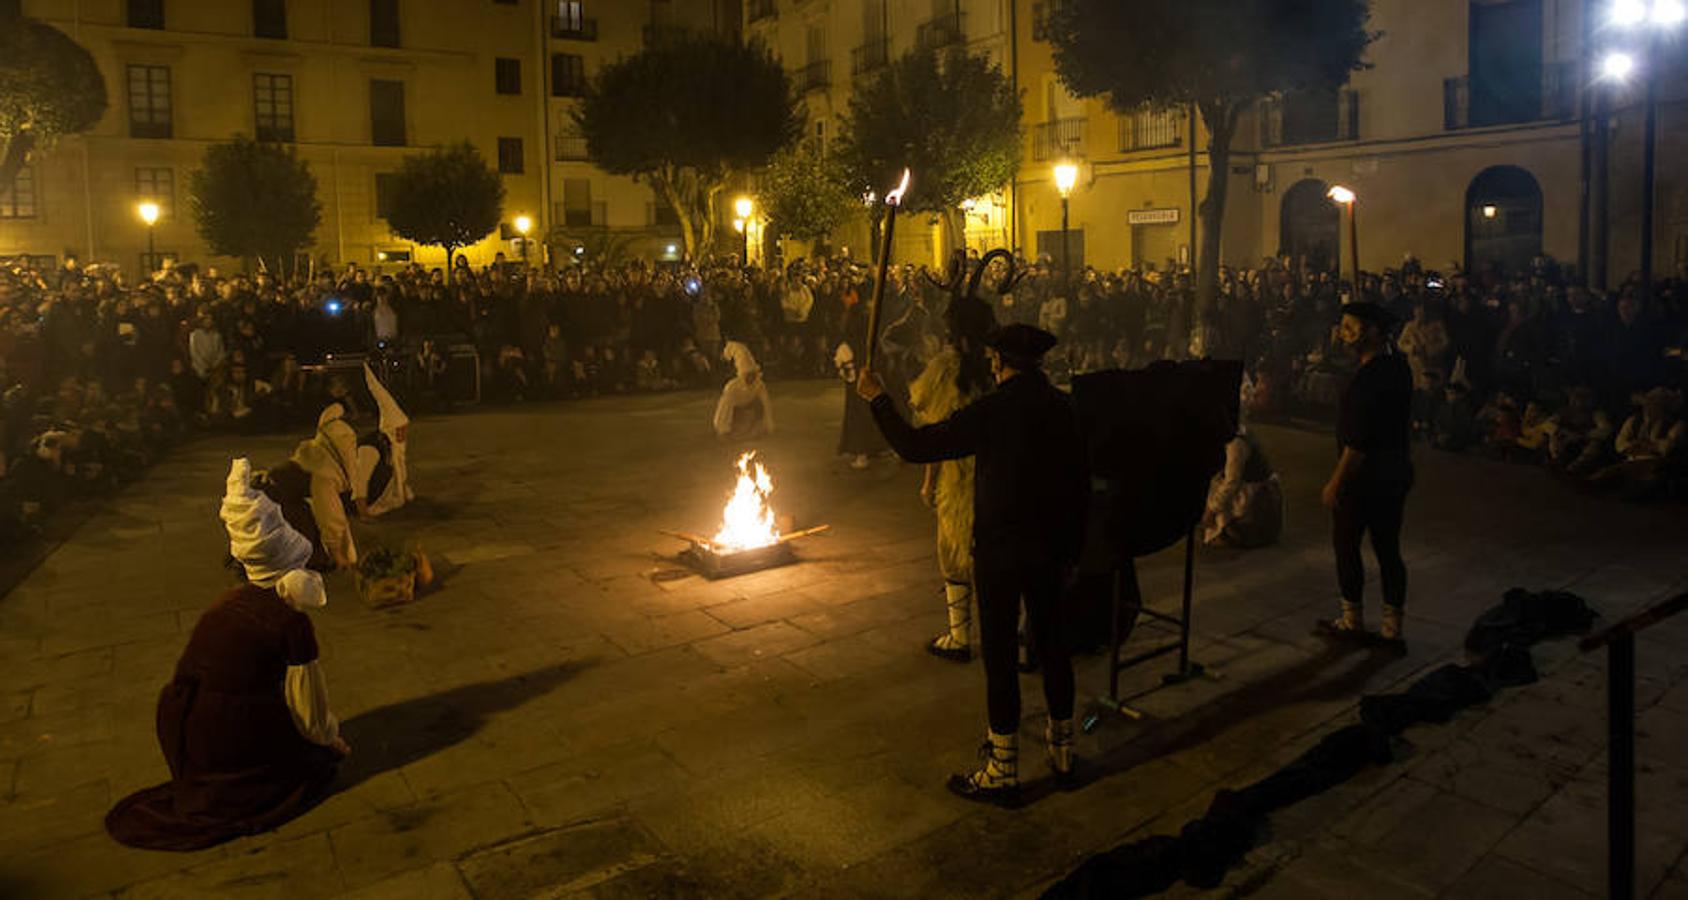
[
  {"xmin": 1465, "ymin": 165, "xmax": 1543, "ymax": 277},
  {"xmin": 1279, "ymin": 179, "xmax": 1340, "ymax": 272}
]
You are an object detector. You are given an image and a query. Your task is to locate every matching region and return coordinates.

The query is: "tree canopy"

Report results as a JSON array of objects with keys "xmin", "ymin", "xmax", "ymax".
[
  {"xmin": 385, "ymin": 141, "xmax": 505, "ymax": 281},
  {"xmin": 0, "ymin": 15, "xmax": 107, "ymax": 195},
  {"xmin": 836, "ymin": 48, "xmax": 1021, "ymax": 251},
  {"xmin": 574, "ymin": 34, "xmax": 802, "ymax": 259},
  {"xmin": 759, "ymin": 137, "xmax": 856, "ymax": 245},
  {"xmin": 1049, "ymin": 0, "xmax": 1373, "ymax": 320},
  {"xmin": 189, "ymin": 137, "xmax": 321, "ymax": 273}
]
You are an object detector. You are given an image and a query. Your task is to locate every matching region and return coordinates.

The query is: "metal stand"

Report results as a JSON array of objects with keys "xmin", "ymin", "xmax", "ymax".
[{"xmin": 1090, "ymin": 526, "xmax": 1210, "ymax": 726}]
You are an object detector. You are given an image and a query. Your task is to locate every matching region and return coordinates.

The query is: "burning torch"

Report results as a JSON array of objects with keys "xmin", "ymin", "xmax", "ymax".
[{"xmin": 863, "ymin": 169, "xmax": 911, "ymax": 374}]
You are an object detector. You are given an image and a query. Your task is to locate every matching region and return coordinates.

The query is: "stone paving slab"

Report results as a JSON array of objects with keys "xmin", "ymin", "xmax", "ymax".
[{"xmin": 1, "ymin": 381, "xmax": 1686, "ymax": 898}]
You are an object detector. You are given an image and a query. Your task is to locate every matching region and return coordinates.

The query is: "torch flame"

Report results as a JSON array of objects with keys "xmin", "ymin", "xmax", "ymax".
[
  {"xmin": 885, "ymin": 168, "xmax": 911, "ymax": 207},
  {"xmin": 712, "ymin": 452, "xmax": 781, "ymax": 551}
]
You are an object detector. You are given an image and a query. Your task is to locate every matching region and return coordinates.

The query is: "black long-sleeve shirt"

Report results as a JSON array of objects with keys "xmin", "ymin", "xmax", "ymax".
[{"xmin": 870, "ymin": 371, "xmax": 1089, "ymax": 570}]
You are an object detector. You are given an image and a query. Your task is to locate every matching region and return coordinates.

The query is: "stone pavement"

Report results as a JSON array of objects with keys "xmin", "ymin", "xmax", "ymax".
[{"xmin": 0, "ymin": 380, "xmax": 1685, "ymax": 899}]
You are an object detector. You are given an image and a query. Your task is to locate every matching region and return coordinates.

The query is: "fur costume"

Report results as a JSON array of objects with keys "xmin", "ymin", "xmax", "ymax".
[{"xmin": 909, "ymin": 347, "xmax": 981, "ymax": 582}]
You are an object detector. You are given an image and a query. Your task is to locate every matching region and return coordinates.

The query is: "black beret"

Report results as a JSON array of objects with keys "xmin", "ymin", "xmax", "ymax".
[{"xmin": 986, "ymin": 324, "xmax": 1059, "ymax": 363}]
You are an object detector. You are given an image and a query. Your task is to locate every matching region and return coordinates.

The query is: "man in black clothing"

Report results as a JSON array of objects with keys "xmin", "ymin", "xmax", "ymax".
[
  {"xmin": 1318, "ymin": 302, "xmax": 1413, "ymax": 647},
  {"xmin": 856, "ymin": 324, "xmax": 1090, "ymax": 807}
]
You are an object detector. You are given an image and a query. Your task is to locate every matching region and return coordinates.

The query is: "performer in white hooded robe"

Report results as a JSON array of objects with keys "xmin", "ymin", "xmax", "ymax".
[
  {"xmin": 713, "ymin": 340, "xmax": 774, "ymax": 442},
  {"xmin": 291, "ymin": 403, "xmax": 363, "ymax": 568},
  {"xmin": 358, "ymin": 363, "xmax": 414, "ymax": 516}
]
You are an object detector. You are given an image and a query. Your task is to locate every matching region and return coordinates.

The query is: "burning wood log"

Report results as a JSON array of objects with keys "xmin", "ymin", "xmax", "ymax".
[{"xmin": 664, "ymin": 453, "xmax": 829, "ymax": 579}]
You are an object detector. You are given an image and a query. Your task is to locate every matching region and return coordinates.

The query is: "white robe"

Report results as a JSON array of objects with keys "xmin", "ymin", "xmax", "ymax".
[
  {"xmin": 359, "ymin": 363, "xmax": 414, "ymax": 516},
  {"xmin": 714, "ymin": 342, "xmax": 774, "ymax": 440}
]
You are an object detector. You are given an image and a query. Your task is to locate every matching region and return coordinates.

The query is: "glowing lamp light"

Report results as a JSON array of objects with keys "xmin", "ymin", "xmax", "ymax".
[
  {"xmin": 1482, "ymin": 205, "xmax": 1499, "ymax": 219},
  {"xmin": 732, "ymin": 217, "xmax": 746, "ymax": 234},
  {"xmin": 1327, "ymin": 185, "xmax": 1357, "ymax": 205},
  {"xmin": 573, "ymin": 245, "xmax": 585, "ymax": 255},
  {"xmin": 1053, "ymin": 162, "xmax": 1079, "ymax": 198},
  {"xmin": 377, "ymin": 250, "xmax": 389, "ymax": 261},
  {"xmin": 861, "ymin": 190, "xmax": 878, "ymax": 207},
  {"xmin": 665, "ymin": 244, "xmax": 678, "ymax": 255},
  {"xmin": 1653, "ymin": 0, "xmax": 1687, "ymax": 26},
  {"xmin": 734, "ymin": 196, "xmax": 754, "ymax": 220},
  {"xmin": 959, "ymin": 198, "xmax": 978, "ymax": 211},
  {"xmin": 136, "ymin": 201, "xmax": 161, "ymax": 225},
  {"xmin": 514, "ymin": 214, "xmax": 532, "ymax": 235},
  {"xmin": 1612, "ymin": 0, "xmax": 1649, "ymax": 25},
  {"xmin": 1602, "ymin": 51, "xmax": 1637, "ymax": 81}
]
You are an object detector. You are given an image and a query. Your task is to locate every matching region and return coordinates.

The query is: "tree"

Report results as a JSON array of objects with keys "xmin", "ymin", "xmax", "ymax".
[
  {"xmin": 759, "ymin": 137, "xmax": 855, "ymax": 245},
  {"xmin": 189, "ymin": 136, "xmax": 320, "ymax": 274},
  {"xmin": 836, "ymin": 48, "xmax": 1021, "ymax": 257},
  {"xmin": 1049, "ymin": 0, "xmax": 1374, "ymax": 318},
  {"xmin": 574, "ymin": 34, "xmax": 802, "ymax": 259},
  {"xmin": 385, "ymin": 141, "xmax": 504, "ymax": 282},
  {"xmin": 0, "ymin": 14, "xmax": 107, "ymax": 196}
]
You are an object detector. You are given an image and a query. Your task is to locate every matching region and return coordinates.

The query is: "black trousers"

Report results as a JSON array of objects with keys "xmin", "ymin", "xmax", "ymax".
[
  {"xmin": 976, "ymin": 562, "xmax": 1076, "ymax": 736},
  {"xmin": 1332, "ymin": 478, "xmax": 1411, "ymax": 609}
]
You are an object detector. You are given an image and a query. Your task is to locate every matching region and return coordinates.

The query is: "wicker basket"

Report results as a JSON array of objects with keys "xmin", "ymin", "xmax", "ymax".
[{"xmin": 356, "ymin": 570, "xmax": 417, "ymax": 608}]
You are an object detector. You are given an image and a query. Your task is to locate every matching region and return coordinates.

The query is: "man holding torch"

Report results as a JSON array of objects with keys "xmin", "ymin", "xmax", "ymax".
[{"xmin": 856, "ymin": 324, "xmax": 1089, "ymax": 807}]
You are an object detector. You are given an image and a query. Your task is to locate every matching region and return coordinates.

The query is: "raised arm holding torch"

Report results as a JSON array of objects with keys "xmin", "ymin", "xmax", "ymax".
[{"xmin": 863, "ymin": 168, "xmax": 911, "ymax": 374}]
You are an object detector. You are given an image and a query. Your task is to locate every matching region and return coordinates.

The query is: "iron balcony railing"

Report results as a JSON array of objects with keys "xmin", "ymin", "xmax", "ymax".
[
  {"xmin": 799, "ymin": 59, "xmax": 831, "ymax": 93},
  {"xmin": 1033, "ymin": 116, "xmax": 1086, "ymax": 161},
  {"xmin": 1444, "ymin": 61, "xmax": 1576, "ymax": 130},
  {"xmin": 1119, "ymin": 109, "xmax": 1181, "ymax": 152},
  {"xmin": 851, "ymin": 38, "xmax": 890, "ymax": 77},
  {"xmin": 1260, "ymin": 88, "xmax": 1359, "ymax": 147},
  {"xmin": 554, "ymin": 135, "xmax": 589, "ymax": 161},
  {"xmin": 916, "ymin": 11, "xmax": 965, "ymax": 52},
  {"xmin": 550, "ymin": 15, "xmax": 597, "ymax": 41}
]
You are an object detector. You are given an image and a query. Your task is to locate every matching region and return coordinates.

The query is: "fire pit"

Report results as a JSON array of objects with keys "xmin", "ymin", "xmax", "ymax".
[{"xmin": 665, "ymin": 452, "xmax": 828, "ymax": 579}]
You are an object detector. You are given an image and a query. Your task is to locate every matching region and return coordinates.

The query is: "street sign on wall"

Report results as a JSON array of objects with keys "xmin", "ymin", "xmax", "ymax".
[{"xmin": 1127, "ymin": 208, "xmax": 1181, "ymax": 226}]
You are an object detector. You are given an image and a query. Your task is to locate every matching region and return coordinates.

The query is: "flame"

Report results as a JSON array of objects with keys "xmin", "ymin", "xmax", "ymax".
[
  {"xmin": 711, "ymin": 452, "xmax": 780, "ymax": 551},
  {"xmin": 885, "ymin": 168, "xmax": 911, "ymax": 207}
]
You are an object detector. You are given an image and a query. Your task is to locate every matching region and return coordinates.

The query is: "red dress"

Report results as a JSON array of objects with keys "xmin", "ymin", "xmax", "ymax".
[{"xmin": 105, "ymin": 585, "xmax": 338, "ymax": 851}]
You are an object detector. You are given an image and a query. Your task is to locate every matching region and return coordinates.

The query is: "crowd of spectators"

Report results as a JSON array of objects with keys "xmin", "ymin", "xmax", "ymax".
[{"xmin": 1, "ymin": 245, "xmax": 1682, "ymax": 546}]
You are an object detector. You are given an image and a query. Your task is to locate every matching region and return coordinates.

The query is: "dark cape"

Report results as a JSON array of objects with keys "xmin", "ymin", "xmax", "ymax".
[{"xmin": 105, "ymin": 585, "xmax": 338, "ymax": 851}]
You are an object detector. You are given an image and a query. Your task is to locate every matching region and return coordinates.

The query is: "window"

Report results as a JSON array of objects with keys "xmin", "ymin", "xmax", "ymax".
[
  {"xmin": 253, "ymin": 0, "xmax": 287, "ymax": 38},
  {"xmin": 551, "ymin": 53, "xmax": 585, "ymax": 97},
  {"xmin": 253, "ymin": 73, "xmax": 295, "ymax": 142},
  {"xmin": 375, "ymin": 173, "xmax": 399, "ymax": 219},
  {"xmin": 0, "ymin": 166, "xmax": 37, "ymax": 219},
  {"xmin": 495, "ymin": 58, "xmax": 522, "ymax": 95},
  {"xmin": 497, "ymin": 138, "xmax": 524, "ymax": 174},
  {"xmin": 369, "ymin": 79, "xmax": 406, "ymax": 146},
  {"xmin": 135, "ymin": 167, "xmax": 175, "ymax": 219},
  {"xmin": 128, "ymin": 0, "xmax": 164, "ymax": 29},
  {"xmin": 557, "ymin": 0, "xmax": 583, "ymax": 27},
  {"xmin": 562, "ymin": 178, "xmax": 592, "ymax": 227},
  {"xmin": 370, "ymin": 0, "xmax": 400, "ymax": 47},
  {"xmin": 127, "ymin": 65, "xmax": 173, "ymax": 139}
]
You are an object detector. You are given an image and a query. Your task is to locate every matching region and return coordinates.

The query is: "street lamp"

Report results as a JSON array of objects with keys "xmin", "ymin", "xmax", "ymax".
[
  {"xmin": 1053, "ymin": 161, "xmax": 1078, "ymax": 288},
  {"xmin": 1601, "ymin": 0, "xmax": 1684, "ymax": 307},
  {"xmin": 513, "ymin": 214, "xmax": 532, "ymax": 268},
  {"xmin": 734, "ymin": 196, "xmax": 754, "ymax": 266},
  {"xmin": 137, "ymin": 200, "xmax": 160, "ymax": 273},
  {"xmin": 1326, "ymin": 185, "xmax": 1360, "ymax": 289}
]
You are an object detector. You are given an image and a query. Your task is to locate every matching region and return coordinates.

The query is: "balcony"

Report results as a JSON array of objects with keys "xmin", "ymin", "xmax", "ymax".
[
  {"xmin": 799, "ymin": 59, "xmax": 831, "ymax": 94},
  {"xmin": 1260, "ymin": 88, "xmax": 1358, "ymax": 147},
  {"xmin": 748, "ymin": 0, "xmax": 776, "ymax": 23},
  {"xmin": 643, "ymin": 24, "xmax": 689, "ymax": 46},
  {"xmin": 1118, "ymin": 108, "xmax": 1181, "ymax": 152},
  {"xmin": 555, "ymin": 135, "xmax": 589, "ymax": 161},
  {"xmin": 1444, "ymin": 61, "xmax": 1575, "ymax": 130},
  {"xmin": 851, "ymin": 38, "xmax": 889, "ymax": 77},
  {"xmin": 551, "ymin": 16, "xmax": 597, "ymax": 41},
  {"xmin": 915, "ymin": 11, "xmax": 965, "ymax": 52},
  {"xmin": 1032, "ymin": 116, "xmax": 1086, "ymax": 161}
]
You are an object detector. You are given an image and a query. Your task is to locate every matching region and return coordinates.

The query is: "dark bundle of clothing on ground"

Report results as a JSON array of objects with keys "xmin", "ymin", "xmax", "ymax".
[{"xmin": 1043, "ymin": 588, "xmax": 1596, "ymax": 898}]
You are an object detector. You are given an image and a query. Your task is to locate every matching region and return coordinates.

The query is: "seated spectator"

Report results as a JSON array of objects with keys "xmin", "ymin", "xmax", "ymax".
[
  {"xmin": 1544, "ymin": 385, "xmax": 1614, "ymax": 475},
  {"xmin": 1591, "ymin": 387, "xmax": 1687, "ymax": 499}
]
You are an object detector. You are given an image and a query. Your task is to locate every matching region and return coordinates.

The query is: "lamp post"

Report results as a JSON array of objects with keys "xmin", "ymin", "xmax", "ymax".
[
  {"xmin": 1327, "ymin": 185, "xmax": 1359, "ymax": 291},
  {"xmin": 1053, "ymin": 161, "xmax": 1078, "ymax": 288},
  {"xmin": 136, "ymin": 200, "xmax": 160, "ymax": 274},
  {"xmin": 513, "ymin": 214, "xmax": 532, "ymax": 269},
  {"xmin": 734, "ymin": 196, "xmax": 754, "ymax": 266},
  {"xmin": 1602, "ymin": 0, "xmax": 1684, "ymax": 307}
]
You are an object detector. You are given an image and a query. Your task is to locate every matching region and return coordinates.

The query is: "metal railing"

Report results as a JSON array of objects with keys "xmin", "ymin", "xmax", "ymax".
[
  {"xmin": 748, "ymin": 0, "xmax": 776, "ymax": 23},
  {"xmin": 916, "ymin": 11, "xmax": 965, "ymax": 52},
  {"xmin": 851, "ymin": 38, "xmax": 889, "ymax": 77},
  {"xmin": 1444, "ymin": 61, "xmax": 1576, "ymax": 130},
  {"xmin": 1260, "ymin": 89, "xmax": 1359, "ymax": 147},
  {"xmin": 1119, "ymin": 109, "xmax": 1181, "ymax": 152},
  {"xmin": 799, "ymin": 59, "xmax": 831, "ymax": 93},
  {"xmin": 1032, "ymin": 116, "xmax": 1086, "ymax": 161},
  {"xmin": 554, "ymin": 135, "xmax": 589, "ymax": 161},
  {"xmin": 550, "ymin": 15, "xmax": 597, "ymax": 40}
]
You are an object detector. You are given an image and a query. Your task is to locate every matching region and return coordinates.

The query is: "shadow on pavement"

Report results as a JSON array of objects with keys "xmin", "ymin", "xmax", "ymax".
[{"xmin": 335, "ymin": 662, "xmax": 585, "ymax": 790}]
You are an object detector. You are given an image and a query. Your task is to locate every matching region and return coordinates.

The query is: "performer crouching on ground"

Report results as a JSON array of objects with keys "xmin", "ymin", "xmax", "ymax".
[
  {"xmin": 106, "ymin": 459, "xmax": 348, "ymax": 850},
  {"xmin": 714, "ymin": 340, "xmax": 774, "ymax": 443},
  {"xmin": 906, "ymin": 292, "xmax": 997, "ymax": 662},
  {"xmin": 857, "ymin": 324, "xmax": 1089, "ymax": 806}
]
